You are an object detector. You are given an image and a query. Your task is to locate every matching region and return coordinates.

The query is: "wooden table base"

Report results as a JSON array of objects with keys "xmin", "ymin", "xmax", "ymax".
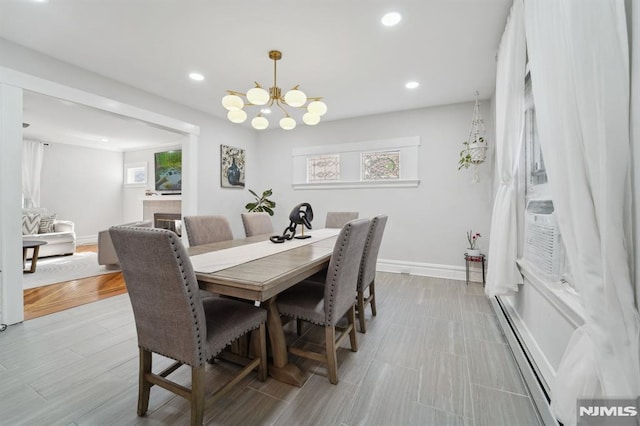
[
  {"xmin": 264, "ymin": 297, "xmax": 309, "ymax": 387},
  {"xmin": 268, "ymin": 363, "xmax": 307, "ymax": 387}
]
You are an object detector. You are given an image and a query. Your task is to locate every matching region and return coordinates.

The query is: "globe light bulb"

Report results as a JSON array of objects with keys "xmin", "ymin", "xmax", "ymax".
[
  {"xmin": 251, "ymin": 116, "xmax": 269, "ymax": 130},
  {"xmin": 381, "ymin": 12, "xmax": 402, "ymax": 27},
  {"xmin": 302, "ymin": 112, "xmax": 320, "ymax": 125},
  {"xmin": 284, "ymin": 89, "xmax": 307, "ymax": 107},
  {"xmin": 227, "ymin": 109, "xmax": 247, "ymax": 123},
  {"xmin": 246, "ymin": 87, "xmax": 270, "ymax": 105},
  {"xmin": 222, "ymin": 95, "xmax": 244, "ymax": 111},
  {"xmin": 279, "ymin": 117, "xmax": 296, "ymax": 130},
  {"xmin": 307, "ymin": 101, "xmax": 327, "ymax": 116}
]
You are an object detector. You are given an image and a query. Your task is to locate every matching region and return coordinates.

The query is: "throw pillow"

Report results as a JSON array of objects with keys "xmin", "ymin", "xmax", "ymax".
[
  {"xmin": 22, "ymin": 212, "xmax": 41, "ymax": 235},
  {"xmin": 39, "ymin": 213, "xmax": 57, "ymax": 234}
]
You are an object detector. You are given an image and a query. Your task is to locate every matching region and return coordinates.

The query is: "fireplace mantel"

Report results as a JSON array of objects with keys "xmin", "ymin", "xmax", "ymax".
[
  {"xmin": 140, "ymin": 195, "xmax": 182, "ymax": 202},
  {"xmin": 142, "ymin": 196, "xmax": 181, "ymax": 222}
]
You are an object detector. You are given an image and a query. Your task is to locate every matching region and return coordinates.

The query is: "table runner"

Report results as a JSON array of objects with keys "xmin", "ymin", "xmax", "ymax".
[{"xmin": 190, "ymin": 228, "xmax": 340, "ymax": 273}]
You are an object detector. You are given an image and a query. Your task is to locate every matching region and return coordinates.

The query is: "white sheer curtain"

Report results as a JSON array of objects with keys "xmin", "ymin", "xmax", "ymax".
[
  {"xmin": 525, "ymin": 1, "xmax": 640, "ymax": 424},
  {"xmin": 22, "ymin": 140, "xmax": 44, "ymax": 208},
  {"xmin": 484, "ymin": 0, "xmax": 526, "ymax": 297}
]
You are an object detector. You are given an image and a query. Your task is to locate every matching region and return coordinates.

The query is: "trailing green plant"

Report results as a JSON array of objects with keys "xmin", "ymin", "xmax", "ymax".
[
  {"xmin": 245, "ymin": 188, "xmax": 276, "ymax": 216},
  {"xmin": 458, "ymin": 141, "xmax": 473, "ymax": 170},
  {"xmin": 458, "ymin": 137, "xmax": 486, "ymax": 170}
]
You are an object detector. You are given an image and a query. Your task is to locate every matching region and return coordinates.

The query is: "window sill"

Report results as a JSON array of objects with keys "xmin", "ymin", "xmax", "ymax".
[
  {"xmin": 516, "ymin": 258, "xmax": 584, "ymax": 328},
  {"xmin": 292, "ymin": 179, "xmax": 420, "ymax": 190}
]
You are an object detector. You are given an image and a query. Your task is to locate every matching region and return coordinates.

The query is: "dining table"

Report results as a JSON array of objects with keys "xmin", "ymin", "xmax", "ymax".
[{"xmin": 188, "ymin": 228, "xmax": 339, "ymax": 387}]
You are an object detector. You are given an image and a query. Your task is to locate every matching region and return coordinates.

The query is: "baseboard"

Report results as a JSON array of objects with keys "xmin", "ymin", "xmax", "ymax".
[
  {"xmin": 76, "ymin": 235, "xmax": 98, "ymax": 246},
  {"xmin": 377, "ymin": 258, "xmax": 485, "ymax": 283},
  {"xmin": 499, "ymin": 295, "xmax": 556, "ymax": 394},
  {"xmin": 491, "ymin": 296, "xmax": 558, "ymax": 426}
]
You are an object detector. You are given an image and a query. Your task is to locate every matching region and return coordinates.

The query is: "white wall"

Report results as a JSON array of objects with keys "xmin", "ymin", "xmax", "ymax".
[
  {"xmin": 124, "ymin": 139, "xmax": 258, "ymax": 239},
  {"xmin": 188, "ymin": 121, "xmax": 258, "ymax": 239},
  {"xmin": 0, "ymin": 84, "xmax": 24, "ymax": 324},
  {"xmin": 0, "ymin": 38, "xmax": 258, "ymax": 236},
  {"xmin": 0, "ymin": 39, "xmax": 258, "ymax": 324},
  {"xmin": 254, "ymin": 101, "xmax": 495, "ymax": 272},
  {"xmin": 0, "ymin": 37, "xmax": 494, "ymax": 271},
  {"xmin": 39, "ymin": 142, "xmax": 123, "ymax": 244}
]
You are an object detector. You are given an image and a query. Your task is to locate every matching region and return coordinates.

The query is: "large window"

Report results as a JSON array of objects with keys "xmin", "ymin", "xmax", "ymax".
[
  {"xmin": 520, "ymin": 71, "xmax": 574, "ymax": 290},
  {"xmin": 524, "ymin": 75, "xmax": 547, "ymax": 192},
  {"xmin": 124, "ymin": 162, "xmax": 148, "ymax": 186}
]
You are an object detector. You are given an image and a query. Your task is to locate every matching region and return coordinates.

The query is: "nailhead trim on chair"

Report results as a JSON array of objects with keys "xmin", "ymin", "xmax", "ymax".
[
  {"xmin": 168, "ymin": 231, "xmax": 206, "ymax": 366},
  {"xmin": 131, "ymin": 227, "xmax": 266, "ymax": 366},
  {"xmin": 210, "ymin": 323, "xmax": 263, "ymax": 358},
  {"xmin": 357, "ymin": 216, "xmax": 377, "ymax": 290},
  {"xmin": 282, "ymin": 222, "xmax": 354, "ymax": 327},
  {"xmin": 326, "ymin": 223, "xmax": 351, "ymax": 324}
]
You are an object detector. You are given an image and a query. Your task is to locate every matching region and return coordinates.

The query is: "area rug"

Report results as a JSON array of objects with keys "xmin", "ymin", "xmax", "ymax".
[{"xmin": 22, "ymin": 252, "xmax": 119, "ymax": 289}]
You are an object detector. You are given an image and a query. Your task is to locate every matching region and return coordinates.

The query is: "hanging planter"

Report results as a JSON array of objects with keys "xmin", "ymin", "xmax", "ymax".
[{"xmin": 458, "ymin": 92, "xmax": 488, "ymax": 182}]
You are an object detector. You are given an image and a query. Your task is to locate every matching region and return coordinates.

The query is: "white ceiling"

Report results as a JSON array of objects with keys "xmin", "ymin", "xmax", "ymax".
[
  {"xmin": 0, "ymin": 0, "xmax": 510, "ymax": 150},
  {"xmin": 22, "ymin": 90, "xmax": 186, "ymax": 151}
]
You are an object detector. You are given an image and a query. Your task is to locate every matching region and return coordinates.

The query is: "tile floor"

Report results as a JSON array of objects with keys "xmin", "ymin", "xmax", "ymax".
[{"xmin": 0, "ymin": 272, "xmax": 542, "ymax": 425}]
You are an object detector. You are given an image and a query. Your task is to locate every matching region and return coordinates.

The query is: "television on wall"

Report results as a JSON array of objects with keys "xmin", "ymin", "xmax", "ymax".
[{"xmin": 154, "ymin": 150, "xmax": 182, "ymax": 194}]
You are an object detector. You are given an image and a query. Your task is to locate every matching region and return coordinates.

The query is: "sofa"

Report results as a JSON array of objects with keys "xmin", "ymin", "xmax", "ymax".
[
  {"xmin": 97, "ymin": 220, "xmax": 153, "ymax": 269},
  {"xmin": 22, "ymin": 208, "xmax": 76, "ymax": 259}
]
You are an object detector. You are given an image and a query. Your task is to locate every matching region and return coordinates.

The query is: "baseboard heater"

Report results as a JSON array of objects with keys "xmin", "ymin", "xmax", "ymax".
[{"xmin": 490, "ymin": 296, "xmax": 559, "ymax": 426}]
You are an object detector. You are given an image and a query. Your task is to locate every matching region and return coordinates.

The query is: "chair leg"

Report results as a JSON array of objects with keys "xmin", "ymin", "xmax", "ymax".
[
  {"xmin": 138, "ymin": 348, "xmax": 152, "ymax": 416},
  {"xmin": 370, "ymin": 280, "xmax": 377, "ymax": 316},
  {"xmin": 296, "ymin": 318, "xmax": 304, "ymax": 336},
  {"xmin": 357, "ymin": 289, "xmax": 367, "ymax": 333},
  {"xmin": 348, "ymin": 305, "xmax": 358, "ymax": 352},
  {"xmin": 191, "ymin": 366, "xmax": 205, "ymax": 426},
  {"xmin": 325, "ymin": 325, "xmax": 339, "ymax": 384}
]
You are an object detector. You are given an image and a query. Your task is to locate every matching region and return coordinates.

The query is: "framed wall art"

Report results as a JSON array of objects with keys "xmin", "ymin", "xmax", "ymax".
[{"xmin": 220, "ymin": 145, "xmax": 245, "ymax": 188}]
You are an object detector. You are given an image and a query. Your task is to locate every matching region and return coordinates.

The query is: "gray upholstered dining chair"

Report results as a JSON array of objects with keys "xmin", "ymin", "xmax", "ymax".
[
  {"xmin": 109, "ymin": 226, "xmax": 267, "ymax": 425},
  {"xmin": 325, "ymin": 211, "xmax": 359, "ymax": 228},
  {"xmin": 184, "ymin": 215, "xmax": 234, "ymax": 246},
  {"xmin": 357, "ymin": 214, "xmax": 388, "ymax": 333},
  {"xmin": 277, "ymin": 218, "xmax": 370, "ymax": 384},
  {"xmin": 241, "ymin": 212, "xmax": 274, "ymax": 237}
]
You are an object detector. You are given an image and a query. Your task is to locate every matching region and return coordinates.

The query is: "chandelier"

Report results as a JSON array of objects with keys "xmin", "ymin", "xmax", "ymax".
[{"xmin": 221, "ymin": 50, "xmax": 327, "ymax": 130}]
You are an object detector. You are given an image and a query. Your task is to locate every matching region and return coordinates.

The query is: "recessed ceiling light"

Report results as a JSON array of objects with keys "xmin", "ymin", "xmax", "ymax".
[
  {"xmin": 189, "ymin": 72, "xmax": 204, "ymax": 81},
  {"xmin": 381, "ymin": 12, "xmax": 402, "ymax": 27},
  {"xmin": 261, "ymin": 108, "xmax": 271, "ymax": 114},
  {"xmin": 405, "ymin": 81, "xmax": 420, "ymax": 89},
  {"xmin": 100, "ymin": 138, "xmax": 109, "ymax": 142}
]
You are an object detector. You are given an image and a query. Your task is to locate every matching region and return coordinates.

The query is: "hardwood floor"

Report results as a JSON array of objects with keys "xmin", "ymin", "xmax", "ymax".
[
  {"xmin": 23, "ymin": 244, "xmax": 127, "ymax": 320},
  {"xmin": 3, "ymin": 272, "xmax": 543, "ymax": 425}
]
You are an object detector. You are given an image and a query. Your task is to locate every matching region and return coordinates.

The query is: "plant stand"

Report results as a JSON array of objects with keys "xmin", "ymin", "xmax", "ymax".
[{"xmin": 464, "ymin": 253, "xmax": 486, "ymax": 286}]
